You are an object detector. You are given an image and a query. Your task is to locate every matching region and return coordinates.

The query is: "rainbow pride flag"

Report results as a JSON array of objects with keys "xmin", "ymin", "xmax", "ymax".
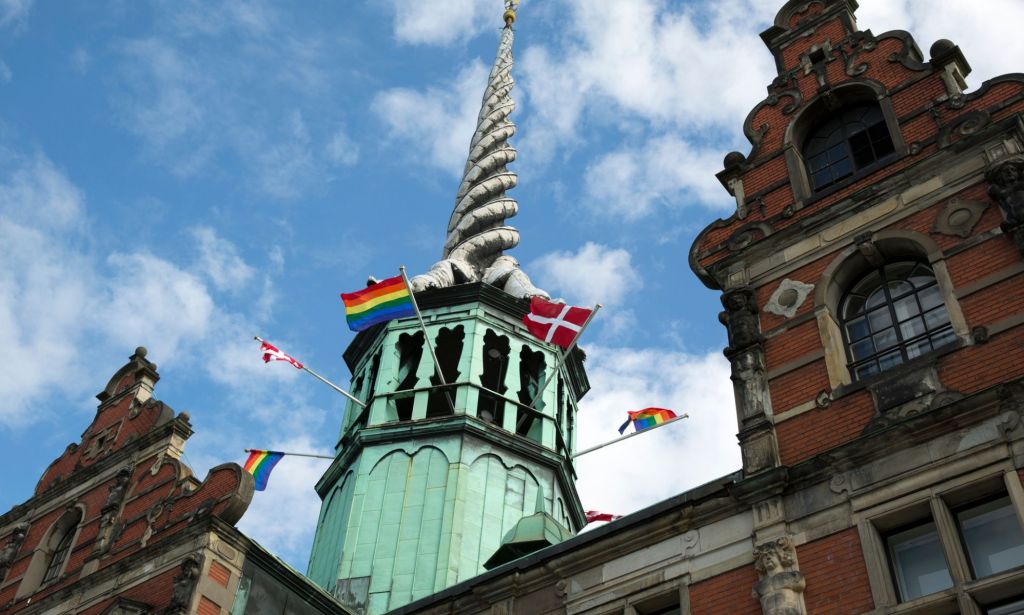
[
  {"xmin": 618, "ymin": 408, "xmax": 678, "ymax": 434},
  {"xmin": 243, "ymin": 450, "xmax": 285, "ymax": 491},
  {"xmin": 340, "ymin": 275, "xmax": 416, "ymax": 332}
]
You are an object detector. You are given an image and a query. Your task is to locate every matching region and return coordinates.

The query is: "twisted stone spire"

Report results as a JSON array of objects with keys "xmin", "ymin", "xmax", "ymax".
[{"xmin": 411, "ymin": 4, "xmax": 548, "ymax": 299}]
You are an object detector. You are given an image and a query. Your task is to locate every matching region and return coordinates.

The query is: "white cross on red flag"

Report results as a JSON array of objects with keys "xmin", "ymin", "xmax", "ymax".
[
  {"xmin": 260, "ymin": 341, "xmax": 304, "ymax": 370},
  {"xmin": 522, "ymin": 297, "xmax": 593, "ymax": 349},
  {"xmin": 585, "ymin": 510, "xmax": 623, "ymax": 524}
]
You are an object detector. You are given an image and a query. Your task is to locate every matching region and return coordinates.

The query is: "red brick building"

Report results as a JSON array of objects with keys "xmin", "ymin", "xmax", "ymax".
[
  {"xmin": 0, "ymin": 348, "xmax": 350, "ymax": 615},
  {"xmin": 387, "ymin": 1, "xmax": 1024, "ymax": 614},
  {"xmin": 4, "ymin": 1, "xmax": 1024, "ymax": 614}
]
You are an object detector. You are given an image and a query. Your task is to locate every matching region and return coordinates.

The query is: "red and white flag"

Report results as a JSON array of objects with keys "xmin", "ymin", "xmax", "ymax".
[
  {"xmin": 260, "ymin": 341, "xmax": 304, "ymax": 370},
  {"xmin": 522, "ymin": 297, "xmax": 593, "ymax": 349},
  {"xmin": 585, "ymin": 510, "xmax": 623, "ymax": 524}
]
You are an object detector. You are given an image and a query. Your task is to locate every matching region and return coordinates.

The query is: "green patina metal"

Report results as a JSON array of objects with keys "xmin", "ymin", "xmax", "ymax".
[{"xmin": 307, "ymin": 283, "xmax": 588, "ymax": 614}]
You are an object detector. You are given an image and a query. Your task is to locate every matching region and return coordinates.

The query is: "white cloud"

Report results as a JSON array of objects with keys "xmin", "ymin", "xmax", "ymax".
[
  {"xmin": 0, "ymin": 0, "xmax": 32, "ymax": 29},
  {"xmin": 384, "ymin": 0, "xmax": 492, "ymax": 46},
  {"xmin": 372, "ymin": 60, "xmax": 489, "ymax": 176},
  {"xmin": 191, "ymin": 226, "xmax": 256, "ymax": 292},
  {"xmin": 326, "ymin": 126, "xmax": 360, "ymax": 167},
  {"xmin": 101, "ymin": 252, "xmax": 215, "ymax": 362},
  {"xmin": 857, "ymin": 0, "xmax": 1024, "ymax": 89},
  {"xmin": 583, "ymin": 135, "xmax": 728, "ymax": 218},
  {"xmin": 532, "ymin": 242, "xmax": 639, "ymax": 306},
  {"xmin": 575, "ymin": 346, "xmax": 738, "ymax": 517},
  {"xmin": 518, "ymin": 0, "xmax": 771, "ymax": 165},
  {"xmin": 0, "ymin": 59, "xmax": 10, "ymax": 83},
  {"xmin": 70, "ymin": 48, "xmax": 91, "ymax": 75}
]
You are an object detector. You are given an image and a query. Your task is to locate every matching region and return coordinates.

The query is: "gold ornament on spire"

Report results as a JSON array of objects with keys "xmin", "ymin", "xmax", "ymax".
[{"xmin": 504, "ymin": 0, "xmax": 518, "ymax": 27}]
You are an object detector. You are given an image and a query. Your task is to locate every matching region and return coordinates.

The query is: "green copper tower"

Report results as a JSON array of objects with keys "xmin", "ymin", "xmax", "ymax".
[{"xmin": 307, "ymin": 4, "xmax": 590, "ymax": 613}]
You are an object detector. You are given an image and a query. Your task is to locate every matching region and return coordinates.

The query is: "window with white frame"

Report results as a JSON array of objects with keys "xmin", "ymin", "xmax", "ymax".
[{"xmin": 863, "ymin": 472, "xmax": 1024, "ymax": 613}]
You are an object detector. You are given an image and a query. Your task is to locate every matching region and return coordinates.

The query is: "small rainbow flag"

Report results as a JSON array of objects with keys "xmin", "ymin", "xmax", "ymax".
[
  {"xmin": 243, "ymin": 450, "xmax": 285, "ymax": 491},
  {"xmin": 618, "ymin": 408, "xmax": 678, "ymax": 434},
  {"xmin": 340, "ymin": 275, "xmax": 416, "ymax": 332}
]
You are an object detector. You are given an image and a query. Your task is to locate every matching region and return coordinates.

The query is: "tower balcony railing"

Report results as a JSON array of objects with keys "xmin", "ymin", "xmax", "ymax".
[{"xmin": 337, "ymin": 379, "xmax": 573, "ymax": 462}]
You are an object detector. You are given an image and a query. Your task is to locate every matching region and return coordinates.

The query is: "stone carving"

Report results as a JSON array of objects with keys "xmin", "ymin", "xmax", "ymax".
[
  {"xmin": 682, "ymin": 529, "xmax": 700, "ymax": 555},
  {"xmin": 752, "ymin": 536, "xmax": 807, "ymax": 615},
  {"xmin": 0, "ymin": 523, "xmax": 29, "ymax": 578},
  {"xmin": 410, "ymin": 10, "xmax": 546, "ymax": 300},
  {"xmin": 732, "ymin": 350, "xmax": 769, "ymax": 422},
  {"xmin": 105, "ymin": 467, "xmax": 132, "ymax": 511},
  {"xmin": 987, "ymin": 159, "xmax": 1024, "ymax": 254},
  {"xmin": 764, "ymin": 279, "xmax": 815, "ymax": 319},
  {"xmin": 933, "ymin": 198, "xmax": 989, "ymax": 238},
  {"xmin": 167, "ymin": 555, "xmax": 201, "ymax": 614},
  {"xmin": 720, "ymin": 287, "xmax": 763, "ymax": 356}
]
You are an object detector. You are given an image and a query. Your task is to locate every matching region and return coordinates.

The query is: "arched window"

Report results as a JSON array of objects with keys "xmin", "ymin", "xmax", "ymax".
[
  {"xmin": 41, "ymin": 517, "xmax": 77, "ymax": 584},
  {"xmin": 804, "ymin": 104, "xmax": 896, "ymax": 191},
  {"xmin": 841, "ymin": 262, "xmax": 957, "ymax": 380}
]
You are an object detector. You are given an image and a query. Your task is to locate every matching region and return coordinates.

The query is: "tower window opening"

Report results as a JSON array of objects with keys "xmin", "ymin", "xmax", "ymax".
[
  {"xmin": 516, "ymin": 346, "xmax": 546, "ymax": 441},
  {"xmin": 393, "ymin": 331, "xmax": 424, "ymax": 421},
  {"xmin": 427, "ymin": 325, "xmax": 464, "ymax": 417},
  {"xmin": 841, "ymin": 261, "xmax": 955, "ymax": 381},
  {"xmin": 479, "ymin": 329, "xmax": 510, "ymax": 426},
  {"xmin": 804, "ymin": 103, "xmax": 895, "ymax": 191}
]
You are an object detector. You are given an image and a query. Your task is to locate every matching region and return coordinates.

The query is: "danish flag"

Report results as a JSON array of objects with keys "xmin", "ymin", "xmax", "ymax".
[
  {"xmin": 522, "ymin": 297, "xmax": 593, "ymax": 349},
  {"xmin": 260, "ymin": 341, "xmax": 304, "ymax": 370},
  {"xmin": 585, "ymin": 510, "xmax": 623, "ymax": 524}
]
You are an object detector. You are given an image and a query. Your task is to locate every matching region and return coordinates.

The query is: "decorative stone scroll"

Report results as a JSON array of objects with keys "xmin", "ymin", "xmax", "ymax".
[{"xmin": 752, "ymin": 536, "xmax": 807, "ymax": 615}]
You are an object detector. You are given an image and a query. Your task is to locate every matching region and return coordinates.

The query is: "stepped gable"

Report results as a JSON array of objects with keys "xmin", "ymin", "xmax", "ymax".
[
  {"xmin": 0, "ymin": 347, "xmax": 254, "ymax": 612},
  {"xmin": 690, "ymin": 0, "xmax": 1022, "ymax": 284}
]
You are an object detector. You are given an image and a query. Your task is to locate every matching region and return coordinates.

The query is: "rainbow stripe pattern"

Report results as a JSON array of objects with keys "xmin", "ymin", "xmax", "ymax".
[
  {"xmin": 618, "ymin": 407, "xmax": 678, "ymax": 434},
  {"xmin": 340, "ymin": 275, "xmax": 416, "ymax": 332},
  {"xmin": 243, "ymin": 450, "xmax": 285, "ymax": 491}
]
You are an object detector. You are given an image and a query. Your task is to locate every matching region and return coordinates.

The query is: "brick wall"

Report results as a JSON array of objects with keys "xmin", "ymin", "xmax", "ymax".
[
  {"xmin": 799, "ymin": 528, "xmax": 875, "ymax": 614},
  {"xmin": 689, "ymin": 565, "xmax": 761, "ymax": 615}
]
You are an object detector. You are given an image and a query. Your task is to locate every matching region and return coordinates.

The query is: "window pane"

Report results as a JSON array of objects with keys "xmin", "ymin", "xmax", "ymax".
[
  {"xmin": 888, "ymin": 280, "xmax": 915, "ymax": 299},
  {"xmin": 843, "ymin": 295, "xmax": 866, "ymax": 319},
  {"xmin": 893, "ymin": 295, "xmax": 921, "ymax": 322},
  {"xmin": 868, "ymin": 307, "xmax": 893, "ymax": 331},
  {"xmin": 918, "ymin": 286, "xmax": 943, "ymax": 311},
  {"xmin": 846, "ymin": 316, "xmax": 870, "ymax": 341},
  {"xmin": 989, "ymin": 598, "xmax": 1024, "ymax": 615},
  {"xmin": 924, "ymin": 306, "xmax": 951, "ymax": 330},
  {"xmin": 855, "ymin": 361, "xmax": 879, "ymax": 380},
  {"xmin": 831, "ymin": 156, "xmax": 854, "ymax": 181},
  {"xmin": 873, "ymin": 328, "xmax": 898, "ymax": 352},
  {"xmin": 850, "ymin": 338, "xmax": 875, "ymax": 360},
  {"xmin": 888, "ymin": 521, "xmax": 953, "ymax": 601},
  {"xmin": 901, "ymin": 317, "xmax": 927, "ymax": 340},
  {"xmin": 958, "ymin": 497, "xmax": 1024, "ymax": 578},
  {"xmin": 878, "ymin": 349, "xmax": 904, "ymax": 371},
  {"xmin": 930, "ymin": 328, "xmax": 957, "ymax": 350},
  {"xmin": 906, "ymin": 337, "xmax": 932, "ymax": 360}
]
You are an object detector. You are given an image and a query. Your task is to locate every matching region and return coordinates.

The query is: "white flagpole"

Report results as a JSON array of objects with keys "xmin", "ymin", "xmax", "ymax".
[
  {"xmin": 398, "ymin": 266, "xmax": 457, "ymax": 414},
  {"xmin": 571, "ymin": 414, "xmax": 689, "ymax": 459},
  {"xmin": 254, "ymin": 336, "xmax": 366, "ymax": 408},
  {"xmin": 244, "ymin": 448, "xmax": 334, "ymax": 460},
  {"xmin": 527, "ymin": 303, "xmax": 602, "ymax": 411}
]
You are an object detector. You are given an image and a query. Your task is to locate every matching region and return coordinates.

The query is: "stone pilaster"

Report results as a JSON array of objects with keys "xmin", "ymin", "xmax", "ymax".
[{"xmin": 720, "ymin": 287, "xmax": 780, "ymax": 474}]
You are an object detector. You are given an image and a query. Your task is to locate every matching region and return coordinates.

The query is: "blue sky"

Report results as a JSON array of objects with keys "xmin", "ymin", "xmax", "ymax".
[{"xmin": 3, "ymin": 0, "xmax": 1024, "ymax": 570}]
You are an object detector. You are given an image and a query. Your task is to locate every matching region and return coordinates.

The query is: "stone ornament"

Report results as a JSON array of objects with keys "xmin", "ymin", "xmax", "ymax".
[
  {"xmin": 410, "ymin": 15, "xmax": 546, "ymax": 300},
  {"xmin": 764, "ymin": 279, "xmax": 815, "ymax": 319},
  {"xmin": 987, "ymin": 158, "xmax": 1024, "ymax": 254},
  {"xmin": 933, "ymin": 197, "xmax": 989, "ymax": 238},
  {"xmin": 168, "ymin": 555, "xmax": 202, "ymax": 613},
  {"xmin": 720, "ymin": 287, "xmax": 762, "ymax": 356},
  {"xmin": 0, "ymin": 523, "xmax": 29, "ymax": 577},
  {"xmin": 752, "ymin": 536, "xmax": 807, "ymax": 615}
]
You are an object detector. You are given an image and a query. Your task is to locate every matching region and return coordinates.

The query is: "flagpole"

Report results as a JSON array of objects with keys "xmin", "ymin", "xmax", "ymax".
[
  {"xmin": 527, "ymin": 303, "xmax": 602, "ymax": 411},
  {"xmin": 571, "ymin": 413, "xmax": 689, "ymax": 459},
  {"xmin": 245, "ymin": 448, "xmax": 335, "ymax": 460},
  {"xmin": 254, "ymin": 336, "xmax": 366, "ymax": 408},
  {"xmin": 398, "ymin": 266, "xmax": 457, "ymax": 414}
]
